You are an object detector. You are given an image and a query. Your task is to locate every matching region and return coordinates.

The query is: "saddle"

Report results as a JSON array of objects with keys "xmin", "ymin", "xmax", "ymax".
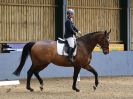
[{"xmin": 57, "ymin": 38, "xmax": 77, "ymax": 56}]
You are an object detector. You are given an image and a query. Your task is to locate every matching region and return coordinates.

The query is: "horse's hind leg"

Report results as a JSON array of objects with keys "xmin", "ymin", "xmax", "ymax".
[
  {"xmin": 34, "ymin": 72, "xmax": 43, "ymax": 91},
  {"xmin": 26, "ymin": 65, "xmax": 34, "ymax": 92},
  {"xmin": 72, "ymin": 66, "xmax": 81, "ymax": 92},
  {"xmin": 33, "ymin": 64, "xmax": 49, "ymax": 91},
  {"xmin": 83, "ymin": 64, "xmax": 99, "ymax": 90}
]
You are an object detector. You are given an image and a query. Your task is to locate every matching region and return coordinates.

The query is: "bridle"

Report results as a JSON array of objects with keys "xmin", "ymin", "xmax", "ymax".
[{"xmin": 97, "ymin": 36, "xmax": 109, "ymax": 52}]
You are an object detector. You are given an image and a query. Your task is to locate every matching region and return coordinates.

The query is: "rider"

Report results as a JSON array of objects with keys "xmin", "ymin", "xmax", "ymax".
[{"xmin": 64, "ymin": 9, "xmax": 81, "ymax": 62}]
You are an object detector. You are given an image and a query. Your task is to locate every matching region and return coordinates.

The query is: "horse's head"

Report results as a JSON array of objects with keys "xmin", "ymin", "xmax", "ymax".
[{"xmin": 97, "ymin": 29, "xmax": 111, "ymax": 55}]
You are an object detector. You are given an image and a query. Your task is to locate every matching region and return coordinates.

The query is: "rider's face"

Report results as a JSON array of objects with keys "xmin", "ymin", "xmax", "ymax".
[{"xmin": 68, "ymin": 13, "xmax": 74, "ymax": 18}]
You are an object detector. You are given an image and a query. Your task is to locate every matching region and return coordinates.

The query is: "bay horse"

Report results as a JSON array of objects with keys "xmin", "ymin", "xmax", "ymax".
[{"xmin": 13, "ymin": 30, "xmax": 111, "ymax": 92}]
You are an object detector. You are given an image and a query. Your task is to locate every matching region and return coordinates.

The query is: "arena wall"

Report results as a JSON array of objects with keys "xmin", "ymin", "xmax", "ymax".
[{"xmin": 0, "ymin": 51, "xmax": 132, "ymax": 80}]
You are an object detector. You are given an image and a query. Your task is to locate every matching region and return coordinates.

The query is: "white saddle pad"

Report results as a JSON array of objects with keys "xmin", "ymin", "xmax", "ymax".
[{"xmin": 57, "ymin": 38, "xmax": 77, "ymax": 56}]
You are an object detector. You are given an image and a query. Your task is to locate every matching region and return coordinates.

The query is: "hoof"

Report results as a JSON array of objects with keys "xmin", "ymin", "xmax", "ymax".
[
  {"xmin": 40, "ymin": 87, "xmax": 43, "ymax": 91},
  {"xmin": 95, "ymin": 80, "xmax": 99, "ymax": 87},
  {"xmin": 30, "ymin": 89, "xmax": 34, "ymax": 92},
  {"xmin": 93, "ymin": 86, "xmax": 96, "ymax": 91},
  {"xmin": 75, "ymin": 89, "xmax": 80, "ymax": 92},
  {"xmin": 27, "ymin": 87, "xmax": 34, "ymax": 92},
  {"xmin": 73, "ymin": 87, "xmax": 80, "ymax": 92}
]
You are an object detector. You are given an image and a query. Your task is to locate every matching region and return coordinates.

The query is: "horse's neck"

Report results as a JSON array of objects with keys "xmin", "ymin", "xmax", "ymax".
[
  {"xmin": 78, "ymin": 34, "xmax": 99, "ymax": 53},
  {"xmin": 86, "ymin": 38, "xmax": 98, "ymax": 53}
]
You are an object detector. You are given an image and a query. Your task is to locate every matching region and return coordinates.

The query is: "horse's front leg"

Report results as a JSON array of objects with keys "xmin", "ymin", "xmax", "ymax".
[
  {"xmin": 72, "ymin": 66, "xmax": 81, "ymax": 92},
  {"xmin": 83, "ymin": 64, "xmax": 99, "ymax": 90}
]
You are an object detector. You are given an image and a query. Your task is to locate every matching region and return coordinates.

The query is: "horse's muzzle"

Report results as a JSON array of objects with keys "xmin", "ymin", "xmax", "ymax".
[{"xmin": 103, "ymin": 49, "xmax": 109, "ymax": 55}]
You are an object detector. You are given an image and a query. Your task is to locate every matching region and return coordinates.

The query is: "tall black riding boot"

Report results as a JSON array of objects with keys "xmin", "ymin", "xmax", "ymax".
[{"xmin": 68, "ymin": 47, "xmax": 74, "ymax": 62}]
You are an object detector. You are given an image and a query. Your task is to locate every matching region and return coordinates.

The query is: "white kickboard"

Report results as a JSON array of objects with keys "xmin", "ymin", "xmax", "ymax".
[{"xmin": 0, "ymin": 80, "xmax": 20, "ymax": 86}]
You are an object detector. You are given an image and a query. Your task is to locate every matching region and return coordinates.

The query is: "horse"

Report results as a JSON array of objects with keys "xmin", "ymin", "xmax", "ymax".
[{"xmin": 13, "ymin": 30, "xmax": 111, "ymax": 92}]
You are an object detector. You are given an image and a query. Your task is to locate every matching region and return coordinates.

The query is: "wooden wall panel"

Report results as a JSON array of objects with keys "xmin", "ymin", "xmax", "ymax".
[
  {"xmin": 67, "ymin": 0, "xmax": 121, "ymax": 43},
  {"xmin": 0, "ymin": 0, "xmax": 56, "ymax": 43}
]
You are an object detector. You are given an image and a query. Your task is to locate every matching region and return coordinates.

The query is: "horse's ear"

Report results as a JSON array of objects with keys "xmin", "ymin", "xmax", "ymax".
[
  {"xmin": 108, "ymin": 29, "xmax": 111, "ymax": 35},
  {"xmin": 104, "ymin": 30, "xmax": 107, "ymax": 36},
  {"xmin": 105, "ymin": 29, "xmax": 111, "ymax": 37}
]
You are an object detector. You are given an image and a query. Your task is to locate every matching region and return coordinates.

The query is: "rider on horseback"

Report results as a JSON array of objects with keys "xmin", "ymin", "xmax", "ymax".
[{"xmin": 64, "ymin": 9, "xmax": 81, "ymax": 62}]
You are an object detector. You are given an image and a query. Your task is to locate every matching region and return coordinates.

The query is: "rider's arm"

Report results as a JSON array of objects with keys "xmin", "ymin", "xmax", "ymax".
[{"xmin": 73, "ymin": 26, "xmax": 79, "ymax": 33}]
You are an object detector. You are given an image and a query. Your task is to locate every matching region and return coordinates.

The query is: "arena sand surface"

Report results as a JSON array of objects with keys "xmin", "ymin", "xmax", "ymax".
[{"xmin": 0, "ymin": 76, "xmax": 133, "ymax": 99}]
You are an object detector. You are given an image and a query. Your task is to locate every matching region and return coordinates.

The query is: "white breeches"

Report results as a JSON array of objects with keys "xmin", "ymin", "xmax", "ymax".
[{"xmin": 66, "ymin": 36, "xmax": 76, "ymax": 48}]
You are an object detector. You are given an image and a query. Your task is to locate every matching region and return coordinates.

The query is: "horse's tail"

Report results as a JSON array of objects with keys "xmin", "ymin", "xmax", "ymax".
[{"xmin": 13, "ymin": 42, "xmax": 35, "ymax": 76}]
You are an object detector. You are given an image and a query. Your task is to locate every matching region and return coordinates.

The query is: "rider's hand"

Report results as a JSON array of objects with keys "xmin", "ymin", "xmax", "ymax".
[
  {"xmin": 77, "ymin": 31, "xmax": 82, "ymax": 36},
  {"xmin": 78, "ymin": 31, "xmax": 81, "ymax": 34}
]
